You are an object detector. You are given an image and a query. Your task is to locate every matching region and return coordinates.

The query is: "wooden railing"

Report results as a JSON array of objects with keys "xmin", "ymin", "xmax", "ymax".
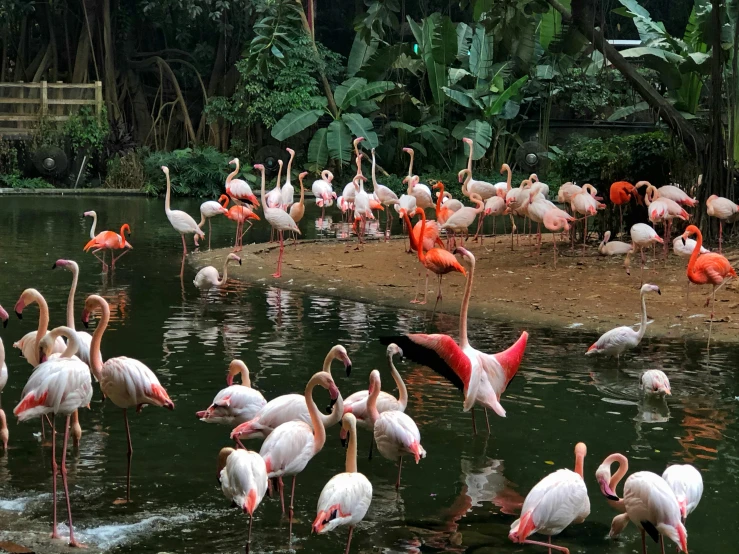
[{"xmin": 0, "ymin": 81, "xmax": 103, "ymax": 138}]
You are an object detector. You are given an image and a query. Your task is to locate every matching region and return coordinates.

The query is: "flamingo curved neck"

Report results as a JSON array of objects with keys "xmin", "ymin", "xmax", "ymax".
[
  {"xmin": 574, "ymin": 451, "xmax": 585, "ymax": 478},
  {"xmin": 371, "ymin": 151, "xmax": 380, "ymax": 193},
  {"xmin": 305, "ymin": 378, "xmax": 326, "ymax": 454},
  {"xmin": 66, "ymin": 262, "xmax": 80, "ymax": 329},
  {"xmin": 299, "ymin": 179, "xmax": 305, "ymax": 204},
  {"xmin": 219, "ymin": 258, "xmax": 233, "ymax": 286},
  {"xmin": 407, "ymin": 151, "xmax": 414, "ymax": 179},
  {"xmin": 686, "ymin": 227, "xmax": 703, "ymax": 281},
  {"xmin": 366, "ymin": 379, "xmax": 381, "ymax": 423},
  {"xmin": 389, "ymin": 353, "xmax": 408, "ymax": 410},
  {"xmin": 226, "ymin": 161, "xmax": 239, "ymax": 186},
  {"xmin": 459, "ymin": 256, "xmax": 475, "ymax": 348},
  {"xmin": 636, "ymin": 289, "xmax": 649, "ymax": 343},
  {"xmin": 345, "ymin": 419, "xmax": 358, "ymax": 473},
  {"xmin": 286, "ymin": 151, "xmax": 294, "ymax": 184},
  {"xmin": 229, "ymin": 361, "xmax": 250, "ymax": 387},
  {"xmin": 88, "ymin": 213, "xmax": 97, "ymax": 239},
  {"xmin": 607, "ymin": 454, "xmax": 629, "ymax": 496},
  {"xmin": 466, "ymin": 142, "xmax": 474, "ymax": 172},
  {"xmin": 322, "ymin": 348, "xmax": 339, "ymax": 374},
  {"xmin": 416, "ymin": 210, "xmax": 428, "ymax": 264},
  {"xmin": 435, "ymin": 183, "xmax": 444, "ymax": 216},
  {"xmin": 53, "ymin": 327, "xmax": 81, "ymax": 358},
  {"xmin": 402, "ymin": 211, "xmax": 418, "ymax": 252},
  {"xmin": 118, "ymin": 225, "xmax": 128, "ymax": 248},
  {"xmin": 197, "ymin": 213, "xmax": 207, "ymax": 228},
  {"xmin": 89, "ymin": 296, "xmax": 109, "ymax": 380},
  {"xmin": 0, "ymin": 334, "xmax": 5, "ymax": 366},
  {"xmin": 504, "ymin": 164, "xmax": 512, "ymax": 191},
  {"xmin": 29, "ymin": 291, "xmax": 50, "ymax": 354}
]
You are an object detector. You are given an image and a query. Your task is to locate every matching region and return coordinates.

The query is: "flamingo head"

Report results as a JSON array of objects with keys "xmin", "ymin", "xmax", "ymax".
[
  {"xmin": 228, "ymin": 158, "xmax": 238, "ymax": 166},
  {"xmin": 402, "ymin": 147, "xmax": 413, "ymax": 155},
  {"xmin": 286, "ymin": 148, "xmax": 295, "ymax": 156},
  {"xmin": 14, "ymin": 289, "xmax": 39, "ymax": 319},
  {"xmin": 458, "ymin": 169, "xmax": 467, "ymax": 183},
  {"xmin": 640, "ymin": 283, "xmax": 661, "ymax": 296},
  {"xmin": 253, "ymin": 163, "xmax": 265, "ymax": 172},
  {"xmin": 332, "ymin": 345, "xmax": 352, "ymax": 377},
  {"xmin": 51, "ymin": 259, "xmax": 71, "ymax": 270},
  {"xmin": 0, "ymin": 304, "xmax": 8, "ymax": 328},
  {"xmin": 161, "ymin": 166, "xmax": 169, "ymax": 175},
  {"xmin": 83, "ymin": 210, "xmax": 96, "ymax": 217},
  {"xmin": 453, "ymin": 246, "xmax": 474, "ymax": 265},
  {"xmin": 595, "ymin": 462, "xmax": 618, "ymax": 500},
  {"xmin": 386, "ymin": 343, "xmax": 403, "ymax": 359},
  {"xmin": 462, "ymin": 137, "xmax": 472, "ymax": 145}
]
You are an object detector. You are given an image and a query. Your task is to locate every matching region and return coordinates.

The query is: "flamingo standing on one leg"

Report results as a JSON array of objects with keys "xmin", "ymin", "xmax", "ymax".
[
  {"xmin": 83, "ymin": 222, "xmax": 133, "ymax": 271},
  {"xmin": 51, "ymin": 260, "xmax": 93, "ymax": 366},
  {"xmin": 313, "ymin": 413, "xmax": 373, "ymax": 554},
  {"xmin": 82, "ymin": 294, "xmax": 175, "ymax": 503},
  {"xmin": 381, "ymin": 247, "xmax": 528, "ymax": 435},
  {"xmin": 680, "ymin": 224, "xmax": 737, "ymax": 347},
  {"xmin": 198, "ymin": 194, "xmax": 229, "ymax": 250},
  {"xmin": 623, "ymin": 472, "xmax": 688, "ymax": 554},
  {"xmin": 13, "ymin": 330, "xmax": 92, "ymax": 547},
  {"xmin": 259, "ymin": 371, "xmax": 340, "ymax": 544},
  {"xmin": 162, "ymin": 166, "xmax": 205, "ymax": 277},
  {"xmin": 197, "ymin": 360, "xmax": 267, "ymax": 426},
  {"xmin": 509, "ymin": 443, "xmax": 590, "ymax": 554},
  {"xmin": 218, "ymin": 447, "xmax": 268, "ymax": 554},
  {"xmin": 255, "ymin": 162, "xmax": 300, "ymax": 278},
  {"xmin": 0, "ymin": 305, "xmax": 9, "ymax": 451}
]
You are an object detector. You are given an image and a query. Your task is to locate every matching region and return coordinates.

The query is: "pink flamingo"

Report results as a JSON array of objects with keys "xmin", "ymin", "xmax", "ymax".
[
  {"xmin": 193, "ymin": 253, "xmax": 242, "ymax": 292},
  {"xmin": 509, "ymin": 443, "xmax": 590, "ymax": 554},
  {"xmin": 82, "ymin": 294, "xmax": 175, "ymax": 503},
  {"xmin": 595, "ymin": 452, "xmax": 631, "ymax": 538},
  {"xmin": 441, "ymin": 193, "xmax": 484, "ymax": 248},
  {"xmin": 642, "ymin": 183, "xmax": 688, "ymax": 257},
  {"xmin": 312, "ymin": 170, "xmax": 336, "ymax": 220},
  {"xmin": 13, "ymin": 288, "xmax": 65, "ymax": 366},
  {"xmin": 226, "ymin": 158, "xmax": 259, "ymax": 206},
  {"xmin": 371, "ymin": 148, "xmax": 399, "ymax": 240},
  {"xmin": 706, "ymin": 194, "xmax": 739, "ymax": 253},
  {"xmin": 313, "ymin": 413, "xmax": 373, "ymax": 554},
  {"xmin": 196, "ymin": 360, "xmax": 266, "ymax": 426},
  {"xmin": 83, "ymin": 220, "xmax": 133, "ymax": 272},
  {"xmin": 662, "ymin": 464, "xmax": 703, "ymax": 522},
  {"xmin": 542, "ymin": 207, "xmax": 575, "ymax": 268},
  {"xmin": 226, "ymin": 205, "xmax": 260, "ymax": 251},
  {"xmin": 627, "ymin": 223, "xmax": 664, "ymax": 283},
  {"xmin": 0, "ymin": 304, "xmax": 9, "ymax": 451},
  {"xmin": 570, "ymin": 183, "xmax": 605, "ymax": 253},
  {"xmin": 198, "ymin": 194, "xmax": 229, "ymax": 250},
  {"xmin": 381, "ymin": 247, "xmax": 528, "ymax": 434},
  {"xmin": 641, "ymin": 370, "xmax": 671, "ymax": 396},
  {"xmin": 14, "ymin": 329, "xmax": 92, "ymax": 547},
  {"xmin": 52, "ymin": 259, "xmax": 93, "ymax": 366},
  {"xmin": 259, "ymin": 371, "xmax": 340, "ymax": 543}
]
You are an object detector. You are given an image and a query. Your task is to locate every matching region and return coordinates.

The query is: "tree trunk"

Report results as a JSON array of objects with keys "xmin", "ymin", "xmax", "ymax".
[
  {"xmin": 102, "ymin": 0, "xmax": 120, "ymax": 119},
  {"xmin": 297, "ymin": 0, "xmax": 338, "ymax": 117},
  {"xmin": 15, "ymin": 16, "xmax": 28, "ymax": 81}
]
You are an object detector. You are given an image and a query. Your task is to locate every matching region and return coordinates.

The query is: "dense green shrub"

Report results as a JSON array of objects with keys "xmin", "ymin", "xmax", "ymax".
[
  {"xmin": 105, "ymin": 152, "xmax": 145, "ymax": 189},
  {"xmin": 0, "ymin": 174, "xmax": 53, "ymax": 189}
]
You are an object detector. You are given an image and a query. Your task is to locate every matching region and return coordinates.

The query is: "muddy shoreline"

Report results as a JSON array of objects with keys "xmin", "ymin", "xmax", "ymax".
[{"xmin": 191, "ymin": 233, "xmax": 739, "ymax": 345}]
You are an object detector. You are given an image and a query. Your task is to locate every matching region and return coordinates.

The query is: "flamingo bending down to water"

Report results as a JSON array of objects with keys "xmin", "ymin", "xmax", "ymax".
[
  {"xmin": 226, "ymin": 158, "xmax": 259, "ymax": 206},
  {"xmin": 599, "ymin": 231, "xmax": 633, "ymax": 256},
  {"xmin": 706, "ymin": 194, "xmax": 739, "ymax": 253},
  {"xmin": 52, "ymin": 259, "xmax": 93, "ymax": 366},
  {"xmin": 313, "ymin": 413, "xmax": 373, "ymax": 554},
  {"xmin": 198, "ymin": 194, "xmax": 229, "ymax": 250},
  {"xmin": 197, "ymin": 360, "xmax": 266, "ymax": 426},
  {"xmin": 83, "ymin": 218, "xmax": 133, "ymax": 272},
  {"xmin": 259, "ymin": 371, "xmax": 340, "ymax": 542},
  {"xmin": 585, "ymin": 284, "xmax": 661, "ymax": 360},
  {"xmin": 1, "ymin": 305, "xmax": 9, "ymax": 450},
  {"xmin": 509, "ymin": 443, "xmax": 590, "ymax": 554},
  {"xmin": 255, "ymin": 162, "xmax": 300, "ymax": 278},
  {"xmin": 13, "ymin": 288, "xmax": 65, "ymax": 366},
  {"xmin": 623, "ymin": 471, "xmax": 688, "ymax": 553},
  {"xmin": 680, "ymin": 224, "xmax": 736, "ymax": 347},
  {"xmin": 14, "ymin": 329, "xmax": 92, "ymax": 547},
  {"xmin": 366, "ymin": 370, "xmax": 425, "ymax": 489},
  {"xmin": 162, "ymin": 166, "xmax": 205, "ymax": 277},
  {"xmin": 231, "ymin": 345, "xmax": 351, "ymax": 441},
  {"xmin": 662, "ymin": 464, "xmax": 703, "ymax": 522},
  {"xmin": 193, "ymin": 253, "xmax": 242, "ymax": 291},
  {"xmin": 218, "ymin": 447, "xmax": 268, "ymax": 554},
  {"xmin": 226, "ymin": 204, "xmax": 260, "ymax": 252},
  {"xmin": 82, "ymin": 294, "xmax": 175, "ymax": 503},
  {"xmin": 640, "ymin": 370, "xmax": 671, "ymax": 395},
  {"xmin": 381, "ymin": 248, "xmax": 528, "ymax": 435},
  {"xmin": 595, "ymin": 452, "xmax": 631, "ymax": 538}
]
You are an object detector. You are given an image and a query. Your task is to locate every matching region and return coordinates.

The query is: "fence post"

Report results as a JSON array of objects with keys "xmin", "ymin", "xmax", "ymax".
[
  {"xmin": 40, "ymin": 81, "xmax": 48, "ymax": 119},
  {"xmin": 94, "ymin": 81, "xmax": 103, "ymax": 122}
]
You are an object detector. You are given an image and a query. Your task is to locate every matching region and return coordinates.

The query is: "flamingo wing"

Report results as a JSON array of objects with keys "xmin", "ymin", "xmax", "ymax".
[{"xmin": 313, "ymin": 472, "xmax": 373, "ymax": 533}]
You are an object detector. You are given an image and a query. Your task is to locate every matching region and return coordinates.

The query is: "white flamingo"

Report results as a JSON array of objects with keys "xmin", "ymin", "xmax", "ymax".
[
  {"xmin": 197, "ymin": 360, "xmax": 266, "ymax": 425},
  {"xmin": 312, "ymin": 170, "xmax": 336, "ymax": 219},
  {"xmin": 162, "ymin": 166, "xmax": 205, "ymax": 276},
  {"xmin": 197, "ymin": 195, "xmax": 229, "ymax": 250},
  {"xmin": 599, "ymin": 231, "xmax": 633, "ymax": 256},
  {"xmin": 226, "ymin": 158, "xmax": 259, "ymax": 205},
  {"xmin": 627, "ymin": 223, "xmax": 664, "ymax": 283},
  {"xmin": 661, "ymin": 464, "xmax": 703, "ymax": 522},
  {"xmin": 570, "ymin": 183, "xmax": 605, "ymax": 253},
  {"xmin": 1, "ymin": 304, "xmax": 9, "ymax": 451},
  {"xmin": 371, "ymin": 148, "xmax": 399, "ymax": 240},
  {"xmin": 281, "ymin": 147, "xmax": 296, "ymax": 210},
  {"xmin": 51, "ymin": 259, "xmax": 93, "ymax": 366},
  {"xmin": 193, "ymin": 253, "xmax": 241, "ymax": 291},
  {"xmin": 706, "ymin": 194, "xmax": 739, "ymax": 253},
  {"xmin": 265, "ymin": 159, "xmax": 284, "ymax": 209},
  {"xmin": 13, "ymin": 288, "xmax": 65, "ymax": 366},
  {"xmin": 640, "ymin": 370, "xmax": 671, "ymax": 395},
  {"xmin": 655, "ymin": 183, "xmax": 697, "ymax": 206},
  {"xmin": 312, "ymin": 413, "xmax": 373, "ymax": 554},
  {"xmin": 441, "ymin": 193, "xmax": 484, "ymax": 246}
]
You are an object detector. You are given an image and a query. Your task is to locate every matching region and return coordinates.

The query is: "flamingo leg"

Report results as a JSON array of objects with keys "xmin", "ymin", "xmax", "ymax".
[
  {"xmin": 288, "ymin": 476, "xmax": 297, "ymax": 543},
  {"xmin": 473, "ymin": 213, "xmax": 484, "ymax": 242},
  {"xmin": 179, "ymin": 234, "xmax": 188, "ymax": 277},
  {"xmin": 420, "ymin": 270, "xmax": 429, "ymax": 305},
  {"xmin": 111, "ymin": 249, "xmax": 129, "ymax": 267},
  {"xmin": 50, "ymin": 415, "xmax": 60, "ymax": 539},
  {"xmin": 640, "ymin": 248, "xmax": 645, "ymax": 286},
  {"xmin": 520, "ymin": 539, "xmax": 569, "ymax": 554},
  {"xmin": 719, "ymin": 220, "xmax": 724, "ymax": 254},
  {"xmin": 471, "ymin": 408, "xmax": 477, "ymax": 436},
  {"xmin": 344, "ymin": 526, "xmax": 355, "ymax": 554},
  {"xmin": 660, "ymin": 535, "xmax": 665, "ymax": 554},
  {"xmin": 278, "ymin": 477, "xmax": 285, "ymax": 513},
  {"xmin": 493, "ymin": 215, "xmax": 497, "ymax": 250},
  {"xmin": 246, "ymin": 513, "xmax": 253, "ymax": 554},
  {"xmin": 395, "ymin": 457, "xmax": 403, "ymax": 490},
  {"xmin": 123, "ymin": 408, "xmax": 133, "ymax": 503},
  {"xmin": 708, "ymin": 285, "xmax": 716, "ymax": 350},
  {"xmin": 553, "ymin": 233, "xmax": 558, "ymax": 268},
  {"xmin": 582, "ymin": 215, "xmax": 587, "ymax": 255},
  {"xmin": 432, "ymin": 274, "xmax": 443, "ymax": 312},
  {"xmin": 61, "ymin": 414, "xmax": 83, "ymax": 547},
  {"xmin": 368, "ymin": 438, "xmax": 374, "ymax": 461},
  {"xmin": 273, "ymin": 231, "xmax": 284, "ymax": 278},
  {"xmin": 208, "ymin": 218, "xmax": 212, "ymax": 250},
  {"xmin": 619, "ymin": 204, "xmax": 623, "ymax": 237},
  {"xmin": 484, "ymin": 408, "xmax": 490, "ymax": 433}
]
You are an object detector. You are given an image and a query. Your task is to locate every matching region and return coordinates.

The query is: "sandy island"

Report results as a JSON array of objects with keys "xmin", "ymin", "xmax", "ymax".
[{"xmin": 191, "ymin": 233, "xmax": 739, "ymax": 345}]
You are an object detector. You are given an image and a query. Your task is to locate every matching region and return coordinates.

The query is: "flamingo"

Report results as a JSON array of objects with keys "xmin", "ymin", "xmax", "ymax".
[
  {"xmin": 408, "ymin": 174, "xmax": 434, "ymax": 210},
  {"xmin": 441, "ymin": 193, "xmax": 484, "ymax": 248},
  {"xmin": 623, "ymin": 471, "xmax": 688, "ymax": 553},
  {"xmin": 460, "ymin": 137, "xmax": 496, "ymax": 239},
  {"xmin": 628, "ymin": 223, "xmax": 664, "ymax": 283},
  {"xmin": 506, "ymin": 179, "xmax": 533, "ymax": 249},
  {"xmin": 281, "ymin": 147, "xmax": 296, "ymax": 210},
  {"xmin": 673, "ymin": 235, "xmax": 708, "ymax": 301},
  {"xmin": 371, "ymin": 148, "xmax": 399, "ymax": 240},
  {"xmin": 265, "ymin": 158, "xmax": 284, "ymax": 210},
  {"xmin": 352, "ymin": 166, "xmax": 373, "ymax": 247},
  {"xmin": 610, "ymin": 181, "xmax": 642, "ymax": 236},
  {"xmin": 13, "ymin": 288, "xmax": 65, "ymax": 366},
  {"xmin": 706, "ymin": 194, "xmax": 739, "ymax": 253},
  {"xmin": 218, "ymin": 447, "xmax": 268, "ymax": 554},
  {"xmin": 525, "ymin": 183, "xmax": 558, "ymax": 256},
  {"xmin": 643, "ymin": 184, "xmax": 689, "ymax": 256},
  {"xmin": 440, "ymin": 190, "xmax": 464, "ymax": 212},
  {"xmin": 226, "ymin": 158, "xmax": 259, "ymax": 206},
  {"xmin": 313, "ymin": 413, "xmax": 373, "ymax": 554},
  {"xmin": 197, "ymin": 194, "xmax": 229, "ymax": 250},
  {"xmin": 366, "ymin": 370, "xmax": 425, "ymax": 489},
  {"xmin": 599, "ymin": 231, "xmax": 633, "ymax": 256},
  {"xmin": 402, "ymin": 146, "xmax": 417, "ymax": 183},
  {"xmin": 399, "ymin": 208, "xmax": 445, "ymax": 303},
  {"xmin": 509, "ymin": 442, "xmax": 590, "ymax": 554},
  {"xmin": 289, "ymin": 171, "xmax": 309, "ymax": 234},
  {"xmin": 381, "ymin": 247, "xmax": 528, "ymax": 435},
  {"xmin": 662, "ymin": 464, "xmax": 703, "ymax": 522},
  {"xmin": 51, "ymin": 259, "xmax": 93, "ymax": 366},
  {"xmin": 585, "ymin": 284, "xmax": 661, "ymax": 360},
  {"xmin": 595, "ymin": 452, "xmax": 631, "ymax": 538},
  {"xmin": 570, "ymin": 183, "xmax": 605, "ymax": 253},
  {"xmin": 0, "ymin": 305, "xmax": 8, "ymax": 451},
  {"xmin": 680, "ymin": 224, "xmax": 737, "ymax": 346},
  {"xmin": 13, "ymin": 329, "xmax": 92, "ymax": 547},
  {"xmin": 255, "ymin": 162, "xmax": 300, "ymax": 278},
  {"xmin": 230, "ymin": 344, "xmax": 351, "ymax": 440},
  {"xmin": 162, "ymin": 166, "xmax": 205, "ymax": 277},
  {"xmin": 312, "ymin": 170, "xmax": 336, "ymax": 219},
  {"xmin": 557, "ymin": 182, "xmax": 582, "ymax": 204},
  {"xmin": 641, "ymin": 370, "xmax": 671, "ymax": 395},
  {"xmin": 655, "ymin": 183, "xmax": 697, "ymax": 207},
  {"xmin": 197, "ymin": 360, "xmax": 266, "ymax": 426},
  {"xmin": 433, "ymin": 182, "xmax": 454, "ymax": 225},
  {"xmin": 395, "ymin": 193, "xmax": 418, "ymax": 251},
  {"xmin": 82, "ymin": 294, "xmax": 175, "ymax": 503},
  {"xmin": 83, "ymin": 221, "xmax": 133, "ymax": 272},
  {"xmin": 193, "ymin": 253, "xmax": 242, "ymax": 292},
  {"xmin": 226, "ymin": 204, "xmax": 260, "ymax": 251},
  {"xmin": 542, "ymin": 207, "xmax": 575, "ymax": 268},
  {"xmin": 343, "ymin": 343, "xmax": 406, "ymax": 434},
  {"xmin": 259, "ymin": 370, "xmax": 340, "ymax": 541},
  {"xmin": 483, "ymin": 194, "xmax": 507, "ymax": 250},
  {"xmin": 494, "ymin": 163, "xmax": 513, "ymax": 197},
  {"xmin": 83, "ymin": 210, "xmax": 112, "ymax": 270}
]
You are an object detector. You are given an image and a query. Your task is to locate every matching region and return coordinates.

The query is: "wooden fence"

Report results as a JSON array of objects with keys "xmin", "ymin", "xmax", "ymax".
[{"xmin": 0, "ymin": 81, "xmax": 103, "ymax": 138}]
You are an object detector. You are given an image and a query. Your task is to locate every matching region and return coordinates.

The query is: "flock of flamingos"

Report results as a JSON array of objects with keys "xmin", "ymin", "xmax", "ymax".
[{"xmin": 0, "ymin": 134, "xmax": 736, "ymax": 554}]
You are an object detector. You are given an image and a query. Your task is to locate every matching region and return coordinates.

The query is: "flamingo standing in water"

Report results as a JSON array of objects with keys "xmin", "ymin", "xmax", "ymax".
[
  {"xmin": 197, "ymin": 360, "xmax": 266, "ymax": 426},
  {"xmin": 313, "ymin": 413, "xmax": 373, "ymax": 554},
  {"xmin": 255, "ymin": 162, "xmax": 300, "ymax": 278},
  {"xmin": 680, "ymin": 224, "xmax": 737, "ymax": 347},
  {"xmin": 595, "ymin": 452, "xmax": 631, "ymax": 538},
  {"xmin": 83, "ymin": 219, "xmax": 133, "ymax": 272},
  {"xmin": 259, "ymin": 371, "xmax": 340, "ymax": 543},
  {"xmin": 218, "ymin": 447, "xmax": 268, "ymax": 554},
  {"xmin": 585, "ymin": 284, "xmax": 661, "ymax": 360},
  {"xmin": 162, "ymin": 166, "xmax": 205, "ymax": 277},
  {"xmin": 0, "ymin": 305, "xmax": 9, "ymax": 451},
  {"xmin": 623, "ymin": 471, "xmax": 688, "ymax": 553},
  {"xmin": 13, "ymin": 288, "xmax": 65, "ymax": 366},
  {"xmin": 197, "ymin": 194, "xmax": 229, "ymax": 250},
  {"xmin": 84, "ymin": 210, "xmax": 115, "ymax": 270},
  {"xmin": 51, "ymin": 259, "xmax": 93, "ymax": 366},
  {"xmin": 641, "ymin": 370, "xmax": 671, "ymax": 395},
  {"xmin": 226, "ymin": 158, "xmax": 259, "ymax": 206},
  {"xmin": 312, "ymin": 170, "xmax": 336, "ymax": 220},
  {"xmin": 382, "ymin": 247, "xmax": 528, "ymax": 435},
  {"xmin": 193, "ymin": 253, "xmax": 242, "ymax": 292},
  {"xmin": 509, "ymin": 443, "xmax": 590, "ymax": 554},
  {"xmin": 662, "ymin": 464, "xmax": 703, "ymax": 522},
  {"xmin": 14, "ymin": 329, "xmax": 92, "ymax": 547},
  {"xmin": 82, "ymin": 294, "xmax": 175, "ymax": 503},
  {"xmin": 366, "ymin": 370, "xmax": 425, "ymax": 489}
]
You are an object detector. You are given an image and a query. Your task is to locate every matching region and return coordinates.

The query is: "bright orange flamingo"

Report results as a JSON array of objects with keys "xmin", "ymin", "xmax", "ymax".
[
  {"xmin": 226, "ymin": 205, "xmax": 260, "ymax": 252},
  {"xmin": 433, "ymin": 182, "xmax": 454, "ymax": 225},
  {"xmin": 681, "ymin": 225, "xmax": 737, "ymax": 347},
  {"xmin": 400, "ymin": 208, "xmax": 445, "ymax": 304},
  {"xmin": 405, "ymin": 208, "xmax": 466, "ymax": 308},
  {"xmin": 83, "ymin": 223, "xmax": 132, "ymax": 272},
  {"xmin": 610, "ymin": 181, "xmax": 642, "ymax": 237}
]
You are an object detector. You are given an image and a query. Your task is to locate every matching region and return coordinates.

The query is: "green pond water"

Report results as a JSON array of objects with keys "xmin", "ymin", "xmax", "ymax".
[{"xmin": 0, "ymin": 196, "xmax": 737, "ymax": 553}]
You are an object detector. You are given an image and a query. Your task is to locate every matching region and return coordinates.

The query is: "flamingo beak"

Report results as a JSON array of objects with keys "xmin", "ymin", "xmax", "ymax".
[{"xmin": 598, "ymin": 477, "xmax": 619, "ymax": 501}]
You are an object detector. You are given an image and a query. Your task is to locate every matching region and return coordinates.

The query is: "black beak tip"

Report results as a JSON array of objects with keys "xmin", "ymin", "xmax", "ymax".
[
  {"xmin": 51, "ymin": 263, "xmax": 57, "ymax": 269},
  {"xmin": 606, "ymin": 494, "xmax": 619, "ymax": 502},
  {"xmin": 340, "ymin": 437, "xmax": 347, "ymax": 448},
  {"xmin": 2, "ymin": 319, "xmax": 7, "ymax": 328},
  {"xmin": 681, "ymin": 237, "xmax": 686, "ymax": 245},
  {"xmin": 238, "ymin": 260, "xmax": 242, "ymax": 266},
  {"xmin": 657, "ymin": 290, "xmax": 662, "ymax": 295},
  {"xmin": 15, "ymin": 312, "xmax": 22, "ymax": 320},
  {"xmin": 82, "ymin": 320, "xmax": 89, "ymax": 329},
  {"xmin": 345, "ymin": 364, "xmax": 352, "ymax": 377}
]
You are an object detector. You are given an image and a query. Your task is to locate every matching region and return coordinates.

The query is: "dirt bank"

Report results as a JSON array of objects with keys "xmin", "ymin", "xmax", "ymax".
[{"xmin": 191, "ymin": 233, "xmax": 739, "ymax": 344}]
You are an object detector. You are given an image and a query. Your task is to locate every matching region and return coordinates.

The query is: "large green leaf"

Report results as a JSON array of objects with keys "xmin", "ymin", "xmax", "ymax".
[
  {"xmin": 442, "ymin": 86, "xmax": 476, "ymax": 108},
  {"xmin": 616, "ymin": 0, "xmax": 669, "ymax": 44},
  {"xmin": 386, "ymin": 121, "xmax": 416, "ymax": 132},
  {"xmin": 327, "ymin": 120, "xmax": 352, "ymax": 167},
  {"xmin": 360, "ymin": 43, "xmax": 409, "ymax": 80},
  {"xmin": 473, "ymin": 0, "xmax": 493, "ymax": 21},
  {"xmin": 343, "ymin": 81, "xmax": 396, "ymax": 108},
  {"xmin": 456, "ymin": 22, "xmax": 472, "ymax": 61},
  {"xmin": 448, "ymin": 68, "xmax": 472, "ymax": 85},
  {"xmin": 425, "ymin": 56, "xmax": 448, "ymax": 107},
  {"xmin": 416, "ymin": 123, "xmax": 448, "ymax": 154},
  {"xmin": 470, "ymin": 26, "xmax": 494, "ymax": 80},
  {"xmin": 347, "ymin": 34, "xmax": 379, "ymax": 78},
  {"xmin": 406, "ymin": 16, "xmax": 424, "ymax": 49},
  {"xmin": 271, "ymin": 109, "xmax": 323, "ymax": 141},
  {"xmin": 608, "ymin": 101, "xmax": 651, "ymax": 121},
  {"xmin": 341, "ymin": 113, "xmax": 379, "ymax": 149},
  {"xmin": 335, "ymin": 78, "xmax": 368, "ymax": 111},
  {"xmin": 307, "ymin": 128, "xmax": 329, "ymax": 168},
  {"xmin": 484, "ymin": 75, "xmax": 529, "ymax": 117},
  {"xmin": 429, "ymin": 14, "xmax": 458, "ymax": 66},
  {"xmin": 453, "ymin": 119, "xmax": 492, "ymax": 161}
]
